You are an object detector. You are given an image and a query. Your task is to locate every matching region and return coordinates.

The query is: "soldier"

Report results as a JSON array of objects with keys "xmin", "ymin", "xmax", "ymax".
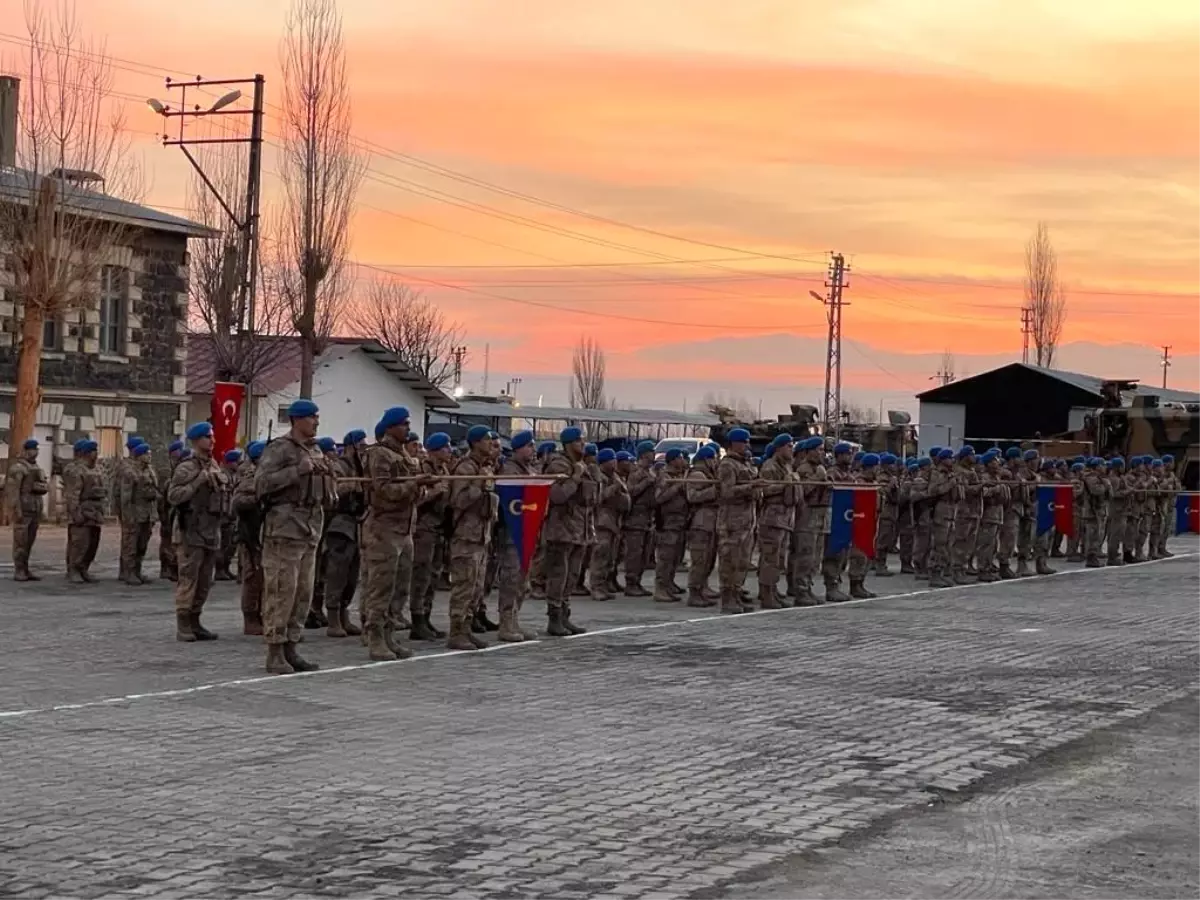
[
  {"xmin": 1145, "ymin": 458, "xmax": 1164, "ymax": 557},
  {"xmin": 684, "ymin": 444, "xmax": 719, "ymax": 607},
  {"xmin": 158, "ymin": 440, "xmax": 184, "ymax": 581},
  {"xmin": 756, "ymin": 434, "xmax": 799, "ymax": 609},
  {"xmin": 974, "ymin": 450, "xmax": 1006, "ymax": 582},
  {"xmin": 214, "ymin": 449, "xmax": 242, "ymax": 582},
  {"xmin": 610, "ymin": 450, "xmax": 634, "ymax": 595},
  {"xmin": 950, "ymin": 445, "xmax": 982, "ymax": 585},
  {"xmin": 573, "ymin": 443, "xmax": 600, "ymax": 599},
  {"xmin": 1064, "ymin": 456, "xmax": 1086, "ymax": 560},
  {"xmin": 495, "ymin": 430, "xmax": 540, "ymax": 640},
  {"xmin": 234, "ymin": 441, "xmax": 266, "ymax": 635},
  {"xmin": 410, "ymin": 432, "xmax": 452, "ymax": 642},
  {"xmin": 305, "ymin": 437, "xmax": 340, "ymax": 627},
  {"xmin": 323, "ymin": 430, "xmax": 367, "ymax": 639},
  {"xmin": 112, "ymin": 434, "xmax": 141, "ymax": 579},
  {"xmin": 254, "ymin": 400, "xmax": 331, "ymax": 674},
  {"xmin": 622, "ymin": 440, "xmax": 657, "ymax": 596},
  {"xmin": 1157, "ymin": 454, "xmax": 1178, "ymax": 559},
  {"xmin": 117, "ymin": 442, "xmax": 158, "ymax": 584},
  {"xmin": 912, "ymin": 454, "xmax": 936, "ymax": 578},
  {"xmin": 1123, "ymin": 456, "xmax": 1146, "ymax": 563},
  {"xmin": 6, "ymin": 438, "xmax": 48, "ymax": 581},
  {"xmin": 926, "ymin": 447, "xmax": 959, "ymax": 588},
  {"xmin": 995, "ymin": 447, "xmax": 1022, "ymax": 578},
  {"xmin": 168, "ymin": 423, "xmax": 229, "ymax": 640},
  {"xmin": 1104, "ymin": 457, "xmax": 1128, "ymax": 565},
  {"xmin": 716, "ymin": 427, "xmax": 758, "ymax": 614},
  {"xmin": 527, "ymin": 440, "xmax": 557, "ymax": 601},
  {"xmin": 1079, "ymin": 457, "xmax": 1109, "ymax": 567},
  {"xmin": 845, "ymin": 453, "xmax": 880, "ymax": 599},
  {"xmin": 896, "ymin": 459, "xmax": 918, "ymax": 574},
  {"xmin": 791, "ymin": 436, "xmax": 829, "ymax": 605},
  {"xmin": 873, "ymin": 453, "xmax": 900, "ymax": 577},
  {"xmin": 64, "ymin": 439, "xmax": 105, "ymax": 583},
  {"xmin": 821, "ymin": 442, "xmax": 857, "ymax": 601},
  {"xmin": 590, "ymin": 447, "xmax": 630, "ymax": 602},
  {"xmin": 1024, "ymin": 450, "xmax": 1056, "ymax": 575},
  {"xmin": 651, "ymin": 448, "xmax": 691, "ymax": 603},
  {"xmin": 542, "ymin": 426, "xmax": 592, "ymax": 636},
  {"xmin": 446, "ymin": 425, "xmax": 498, "ymax": 650},
  {"xmin": 358, "ymin": 406, "xmax": 424, "ymax": 662}
]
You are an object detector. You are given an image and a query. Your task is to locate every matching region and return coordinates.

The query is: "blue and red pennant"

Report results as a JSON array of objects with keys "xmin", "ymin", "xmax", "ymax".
[
  {"xmin": 829, "ymin": 487, "xmax": 879, "ymax": 557},
  {"xmin": 1176, "ymin": 493, "xmax": 1199, "ymax": 535},
  {"xmin": 1036, "ymin": 484, "xmax": 1074, "ymax": 537},
  {"xmin": 496, "ymin": 479, "xmax": 554, "ymax": 574}
]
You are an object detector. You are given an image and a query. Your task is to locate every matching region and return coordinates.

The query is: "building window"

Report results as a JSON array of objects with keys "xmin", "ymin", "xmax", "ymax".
[
  {"xmin": 99, "ymin": 265, "xmax": 127, "ymax": 354},
  {"xmin": 96, "ymin": 427, "xmax": 122, "ymax": 458},
  {"xmin": 43, "ymin": 316, "xmax": 63, "ymax": 351},
  {"xmin": 277, "ymin": 407, "xmax": 290, "ymax": 425}
]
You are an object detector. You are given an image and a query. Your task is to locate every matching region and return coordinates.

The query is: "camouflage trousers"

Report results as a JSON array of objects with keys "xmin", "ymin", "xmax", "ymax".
[
  {"xmin": 323, "ymin": 533, "xmax": 360, "ymax": 614},
  {"xmin": 951, "ymin": 516, "xmax": 980, "ymax": 573},
  {"xmin": 875, "ymin": 516, "xmax": 898, "ymax": 568},
  {"xmin": 717, "ymin": 529, "xmax": 752, "ymax": 599},
  {"xmin": 159, "ymin": 516, "xmax": 177, "ymax": 578},
  {"xmin": 11, "ymin": 516, "xmax": 37, "ymax": 573},
  {"xmin": 1157, "ymin": 503, "xmax": 1173, "ymax": 555},
  {"xmin": 897, "ymin": 514, "xmax": 914, "ymax": 567},
  {"xmin": 756, "ymin": 526, "xmax": 789, "ymax": 604},
  {"xmin": 239, "ymin": 544, "xmax": 263, "ymax": 620},
  {"xmin": 119, "ymin": 521, "xmax": 152, "ymax": 580},
  {"xmin": 1124, "ymin": 511, "xmax": 1144, "ymax": 559},
  {"xmin": 1145, "ymin": 511, "xmax": 1160, "ymax": 555},
  {"xmin": 66, "ymin": 524, "xmax": 101, "ymax": 574},
  {"xmin": 789, "ymin": 528, "xmax": 821, "ymax": 594},
  {"xmin": 819, "ymin": 539, "xmax": 847, "ymax": 588},
  {"xmin": 261, "ymin": 537, "xmax": 318, "ymax": 645},
  {"xmin": 1105, "ymin": 509, "xmax": 1127, "ymax": 561},
  {"xmin": 216, "ymin": 522, "xmax": 236, "ymax": 576},
  {"xmin": 496, "ymin": 538, "xmax": 529, "ymax": 615},
  {"xmin": 974, "ymin": 518, "xmax": 1001, "ymax": 573},
  {"xmin": 360, "ymin": 529, "xmax": 414, "ymax": 630},
  {"xmin": 686, "ymin": 527, "xmax": 717, "ymax": 597},
  {"xmin": 929, "ymin": 513, "xmax": 955, "ymax": 576},
  {"xmin": 998, "ymin": 509, "xmax": 1021, "ymax": 563},
  {"xmin": 847, "ymin": 546, "xmax": 869, "ymax": 580},
  {"xmin": 913, "ymin": 515, "xmax": 932, "ymax": 571},
  {"xmin": 410, "ymin": 528, "xmax": 444, "ymax": 618},
  {"xmin": 174, "ymin": 544, "xmax": 216, "ymax": 615},
  {"xmin": 653, "ymin": 529, "xmax": 684, "ymax": 598},
  {"xmin": 448, "ymin": 540, "xmax": 487, "ymax": 624},
  {"xmin": 543, "ymin": 540, "xmax": 586, "ymax": 612},
  {"xmin": 589, "ymin": 529, "xmax": 620, "ymax": 596},
  {"xmin": 1019, "ymin": 513, "xmax": 1037, "ymax": 561},
  {"xmin": 529, "ymin": 541, "xmax": 547, "ymax": 597},
  {"xmin": 1084, "ymin": 511, "xmax": 1108, "ymax": 561},
  {"xmin": 623, "ymin": 527, "xmax": 651, "ymax": 590}
]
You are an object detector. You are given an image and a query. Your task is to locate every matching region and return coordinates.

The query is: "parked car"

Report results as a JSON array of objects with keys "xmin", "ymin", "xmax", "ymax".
[{"xmin": 653, "ymin": 437, "xmax": 715, "ymax": 463}]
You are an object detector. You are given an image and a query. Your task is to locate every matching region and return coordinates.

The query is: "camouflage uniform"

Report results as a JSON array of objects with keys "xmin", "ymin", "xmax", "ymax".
[
  {"xmin": 950, "ymin": 458, "xmax": 982, "ymax": 583},
  {"xmin": 975, "ymin": 465, "xmax": 1007, "ymax": 581},
  {"xmin": 1156, "ymin": 467, "xmax": 1179, "ymax": 557},
  {"xmin": 652, "ymin": 467, "xmax": 690, "ymax": 602},
  {"xmin": 1066, "ymin": 469, "xmax": 1086, "ymax": 561},
  {"xmin": 359, "ymin": 435, "xmax": 422, "ymax": 660},
  {"xmin": 542, "ymin": 452, "xmax": 592, "ymax": 634},
  {"xmin": 716, "ymin": 448, "xmax": 758, "ymax": 613},
  {"xmin": 1105, "ymin": 466, "xmax": 1129, "ymax": 564},
  {"xmin": 821, "ymin": 463, "xmax": 857, "ymax": 599},
  {"xmin": 1145, "ymin": 469, "xmax": 1163, "ymax": 557},
  {"xmin": 996, "ymin": 463, "xmax": 1021, "ymax": 578},
  {"xmin": 590, "ymin": 466, "xmax": 630, "ymax": 600},
  {"xmin": 1123, "ymin": 465, "xmax": 1147, "ymax": 561},
  {"xmin": 117, "ymin": 456, "xmax": 159, "ymax": 584},
  {"xmin": 926, "ymin": 461, "xmax": 959, "ymax": 588},
  {"xmin": 911, "ymin": 466, "xmax": 933, "ymax": 577},
  {"xmin": 684, "ymin": 458, "xmax": 719, "ymax": 607},
  {"xmin": 792, "ymin": 456, "xmax": 829, "ymax": 603},
  {"xmin": 6, "ymin": 455, "xmax": 47, "ymax": 580},
  {"xmin": 896, "ymin": 467, "xmax": 916, "ymax": 573},
  {"xmin": 1082, "ymin": 465, "xmax": 1110, "ymax": 566},
  {"xmin": 446, "ymin": 450, "xmax": 498, "ymax": 649},
  {"xmin": 874, "ymin": 464, "xmax": 900, "ymax": 575},
  {"xmin": 168, "ymin": 451, "xmax": 229, "ymax": 639},
  {"xmin": 233, "ymin": 459, "xmax": 265, "ymax": 634},
  {"xmin": 410, "ymin": 455, "xmax": 451, "ymax": 640},
  {"xmin": 255, "ymin": 435, "xmax": 331, "ymax": 653},
  {"xmin": 622, "ymin": 461, "xmax": 656, "ymax": 596},
  {"xmin": 756, "ymin": 453, "xmax": 798, "ymax": 609},
  {"xmin": 495, "ymin": 454, "xmax": 540, "ymax": 639},
  {"xmin": 158, "ymin": 455, "xmax": 181, "ymax": 580},
  {"xmin": 323, "ymin": 451, "xmax": 366, "ymax": 637},
  {"xmin": 214, "ymin": 463, "xmax": 239, "ymax": 581},
  {"xmin": 64, "ymin": 459, "xmax": 105, "ymax": 582}
]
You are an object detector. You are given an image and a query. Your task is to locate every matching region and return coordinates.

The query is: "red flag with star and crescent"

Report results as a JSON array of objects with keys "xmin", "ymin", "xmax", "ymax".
[{"xmin": 210, "ymin": 382, "xmax": 245, "ymax": 461}]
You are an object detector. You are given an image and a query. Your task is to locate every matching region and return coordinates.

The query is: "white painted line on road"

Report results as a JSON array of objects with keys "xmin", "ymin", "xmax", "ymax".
[{"xmin": 1, "ymin": 551, "xmax": 1195, "ymax": 721}]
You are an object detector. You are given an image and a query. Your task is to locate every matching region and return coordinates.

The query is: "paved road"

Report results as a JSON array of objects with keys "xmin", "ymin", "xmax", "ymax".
[{"xmin": 1, "ymin": 536, "xmax": 1197, "ymax": 899}]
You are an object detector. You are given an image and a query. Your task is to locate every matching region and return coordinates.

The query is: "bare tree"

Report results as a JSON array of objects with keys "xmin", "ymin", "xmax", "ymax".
[
  {"xmin": 348, "ymin": 280, "xmax": 465, "ymax": 388},
  {"xmin": 0, "ymin": 1, "xmax": 140, "ymax": 452},
  {"xmin": 273, "ymin": 0, "xmax": 364, "ymax": 398},
  {"xmin": 1024, "ymin": 222, "xmax": 1068, "ymax": 368},
  {"xmin": 568, "ymin": 335, "xmax": 607, "ymax": 409},
  {"xmin": 702, "ymin": 390, "xmax": 755, "ymax": 421}
]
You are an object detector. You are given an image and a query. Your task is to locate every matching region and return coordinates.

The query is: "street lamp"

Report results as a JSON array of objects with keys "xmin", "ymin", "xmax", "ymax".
[{"xmin": 453, "ymin": 385, "xmax": 465, "ymax": 399}]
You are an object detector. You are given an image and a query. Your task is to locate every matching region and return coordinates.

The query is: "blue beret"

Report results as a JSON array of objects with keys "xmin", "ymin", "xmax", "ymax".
[
  {"xmin": 425, "ymin": 432, "xmax": 451, "ymax": 452},
  {"xmin": 917, "ymin": 456, "xmax": 932, "ymax": 467},
  {"xmin": 584, "ymin": 442, "xmax": 598, "ymax": 457},
  {"xmin": 1108, "ymin": 456, "xmax": 1124, "ymax": 467},
  {"xmin": 178, "ymin": 448, "xmax": 192, "ymax": 460},
  {"xmin": 728, "ymin": 428, "xmax": 751, "ymax": 443},
  {"xmin": 801, "ymin": 436, "xmax": 823, "ymax": 451},
  {"xmin": 247, "ymin": 441, "xmax": 266, "ymax": 460},
  {"xmin": 861, "ymin": 453, "xmax": 879, "ymax": 467},
  {"xmin": 1087, "ymin": 456, "xmax": 1102, "ymax": 466},
  {"xmin": 537, "ymin": 441, "xmax": 557, "ymax": 456},
  {"xmin": 880, "ymin": 453, "xmax": 897, "ymax": 465},
  {"xmin": 408, "ymin": 432, "xmax": 421, "ymax": 444},
  {"xmin": 853, "ymin": 450, "xmax": 865, "ymax": 462},
  {"xmin": 636, "ymin": 440, "xmax": 656, "ymax": 456},
  {"xmin": 1071, "ymin": 462, "xmax": 1084, "ymax": 471},
  {"xmin": 83, "ymin": 440, "xmax": 98, "ymax": 453},
  {"xmin": 125, "ymin": 434, "xmax": 143, "ymax": 450},
  {"xmin": 131, "ymin": 443, "xmax": 150, "ymax": 456},
  {"xmin": 665, "ymin": 448, "xmax": 686, "ymax": 462},
  {"xmin": 186, "ymin": 422, "xmax": 213, "ymax": 441},
  {"xmin": 1004, "ymin": 447, "xmax": 1022, "ymax": 459},
  {"xmin": 343, "ymin": 429, "xmax": 366, "ymax": 446},
  {"xmin": 287, "ymin": 399, "xmax": 319, "ymax": 419},
  {"xmin": 560, "ymin": 426, "xmax": 583, "ymax": 444},
  {"xmin": 224, "ymin": 448, "xmax": 243, "ymax": 463},
  {"xmin": 771, "ymin": 433, "xmax": 793, "ymax": 448},
  {"xmin": 616, "ymin": 450, "xmax": 635, "ymax": 461},
  {"xmin": 1023, "ymin": 449, "xmax": 1039, "ymax": 461},
  {"xmin": 957, "ymin": 444, "xmax": 975, "ymax": 458},
  {"xmin": 937, "ymin": 448, "xmax": 954, "ymax": 460},
  {"xmin": 379, "ymin": 406, "xmax": 411, "ymax": 431},
  {"xmin": 597, "ymin": 448, "xmax": 616, "ymax": 463},
  {"xmin": 1072, "ymin": 455, "xmax": 1085, "ymax": 465},
  {"xmin": 981, "ymin": 449, "xmax": 999, "ymax": 462},
  {"xmin": 763, "ymin": 445, "xmax": 775, "ymax": 459},
  {"xmin": 467, "ymin": 425, "xmax": 491, "ymax": 445},
  {"xmin": 374, "ymin": 421, "xmax": 386, "ymax": 440},
  {"xmin": 168, "ymin": 439, "xmax": 183, "ymax": 453},
  {"xmin": 1162, "ymin": 454, "xmax": 1174, "ymax": 464},
  {"xmin": 510, "ymin": 430, "xmax": 534, "ymax": 451},
  {"xmin": 1151, "ymin": 458, "xmax": 1163, "ymax": 467},
  {"xmin": 929, "ymin": 446, "xmax": 942, "ymax": 457},
  {"xmin": 694, "ymin": 446, "xmax": 715, "ymax": 461},
  {"xmin": 907, "ymin": 459, "xmax": 920, "ymax": 469},
  {"xmin": 316, "ymin": 437, "xmax": 336, "ymax": 453},
  {"xmin": 833, "ymin": 442, "xmax": 852, "ymax": 455},
  {"xmin": 22, "ymin": 438, "xmax": 38, "ymax": 450},
  {"xmin": 752, "ymin": 456, "xmax": 762, "ymax": 466}
]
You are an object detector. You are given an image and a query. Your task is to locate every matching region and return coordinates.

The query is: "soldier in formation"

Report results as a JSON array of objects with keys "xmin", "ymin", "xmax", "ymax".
[
  {"xmin": 117, "ymin": 441, "xmax": 158, "ymax": 584},
  {"xmin": 6, "ymin": 438, "xmax": 48, "ymax": 581}
]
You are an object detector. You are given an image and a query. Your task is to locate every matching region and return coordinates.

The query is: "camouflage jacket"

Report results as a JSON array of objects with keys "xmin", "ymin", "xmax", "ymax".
[
  {"xmin": 254, "ymin": 434, "xmax": 330, "ymax": 544},
  {"xmin": 654, "ymin": 470, "xmax": 690, "ymax": 532},
  {"xmin": 543, "ymin": 452, "xmax": 589, "ymax": 545},
  {"xmin": 797, "ymin": 459, "xmax": 832, "ymax": 508},
  {"xmin": 685, "ymin": 462, "xmax": 719, "ymax": 533},
  {"xmin": 362, "ymin": 436, "xmax": 423, "ymax": 534},
  {"xmin": 953, "ymin": 461, "xmax": 982, "ymax": 518},
  {"xmin": 625, "ymin": 464, "xmax": 657, "ymax": 531},
  {"xmin": 596, "ymin": 469, "xmax": 631, "ymax": 535},
  {"xmin": 926, "ymin": 465, "xmax": 959, "ymax": 522},
  {"xmin": 757, "ymin": 455, "xmax": 799, "ymax": 531},
  {"xmin": 64, "ymin": 461, "xmax": 106, "ymax": 527},
  {"xmin": 1082, "ymin": 470, "xmax": 1111, "ymax": 519},
  {"xmin": 449, "ymin": 451, "xmax": 498, "ymax": 546},
  {"xmin": 118, "ymin": 459, "xmax": 159, "ymax": 525},
  {"xmin": 327, "ymin": 453, "xmax": 366, "ymax": 540},
  {"xmin": 6, "ymin": 457, "xmax": 47, "ymax": 521},
  {"xmin": 415, "ymin": 456, "xmax": 452, "ymax": 535},
  {"xmin": 716, "ymin": 449, "xmax": 758, "ymax": 534},
  {"xmin": 168, "ymin": 453, "xmax": 229, "ymax": 548}
]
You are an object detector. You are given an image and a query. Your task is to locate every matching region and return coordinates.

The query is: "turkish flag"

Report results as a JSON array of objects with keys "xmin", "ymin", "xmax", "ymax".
[{"xmin": 210, "ymin": 381, "xmax": 245, "ymax": 461}]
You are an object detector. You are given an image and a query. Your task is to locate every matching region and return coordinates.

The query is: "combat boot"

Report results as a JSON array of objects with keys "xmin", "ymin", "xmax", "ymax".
[
  {"xmin": 265, "ymin": 644, "xmax": 294, "ymax": 675},
  {"xmin": 79, "ymin": 568, "xmax": 97, "ymax": 583},
  {"xmin": 514, "ymin": 606, "xmax": 538, "ymax": 641},
  {"xmin": 563, "ymin": 602, "xmax": 587, "ymax": 635},
  {"xmin": 606, "ymin": 574, "xmax": 623, "ymax": 595},
  {"xmin": 928, "ymin": 571, "xmax": 953, "ymax": 588},
  {"xmin": 669, "ymin": 581, "xmax": 685, "ymax": 596},
  {"xmin": 824, "ymin": 581, "xmax": 851, "ymax": 603},
  {"xmin": 794, "ymin": 589, "xmax": 822, "ymax": 607},
  {"xmin": 1084, "ymin": 556, "xmax": 1104, "ymax": 568},
  {"xmin": 1107, "ymin": 553, "xmax": 1123, "ymax": 566},
  {"xmin": 570, "ymin": 584, "xmax": 590, "ymax": 598},
  {"xmin": 242, "ymin": 612, "xmax": 264, "ymax": 636},
  {"xmin": 326, "ymin": 606, "xmax": 348, "ymax": 638},
  {"xmin": 383, "ymin": 624, "xmax": 414, "ymax": 659},
  {"xmin": 175, "ymin": 612, "xmax": 196, "ymax": 642},
  {"xmin": 653, "ymin": 587, "xmax": 680, "ymax": 603},
  {"xmin": 590, "ymin": 584, "xmax": 613, "ymax": 602},
  {"xmin": 998, "ymin": 562, "xmax": 1016, "ymax": 579},
  {"xmin": 899, "ymin": 561, "xmax": 915, "ymax": 574},
  {"xmin": 283, "ymin": 642, "xmax": 319, "ymax": 672},
  {"xmin": 1035, "ymin": 558, "xmax": 1056, "ymax": 575},
  {"xmin": 497, "ymin": 609, "xmax": 525, "ymax": 643},
  {"xmin": 190, "ymin": 614, "xmax": 218, "ymax": 641},
  {"xmin": 545, "ymin": 607, "xmax": 571, "ymax": 637},
  {"xmin": 624, "ymin": 582, "xmax": 651, "ymax": 598},
  {"xmin": 366, "ymin": 625, "xmax": 397, "ymax": 661},
  {"xmin": 977, "ymin": 569, "xmax": 999, "ymax": 583},
  {"xmin": 338, "ymin": 607, "xmax": 361, "ymax": 637},
  {"xmin": 1067, "ymin": 552, "xmax": 1085, "ymax": 563},
  {"xmin": 475, "ymin": 606, "xmax": 500, "ymax": 632},
  {"xmin": 873, "ymin": 561, "xmax": 895, "ymax": 578},
  {"xmin": 409, "ymin": 612, "xmax": 440, "ymax": 642},
  {"xmin": 467, "ymin": 629, "xmax": 490, "ymax": 649},
  {"xmin": 849, "ymin": 579, "xmax": 876, "ymax": 599},
  {"xmin": 1015, "ymin": 558, "xmax": 1033, "ymax": 577},
  {"xmin": 953, "ymin": 570, "xmax": 977, "ymax": 585},
  {"xmin": 1123, "ymin": 550, "xmax": 1137, "ymax": 564},
  {"xmin": 758, "ymin": 591, "xmax": 783, "ymax": 610}
]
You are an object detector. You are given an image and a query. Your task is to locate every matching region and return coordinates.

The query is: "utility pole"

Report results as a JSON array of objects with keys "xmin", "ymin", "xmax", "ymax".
[
  {"xmin": 482, "ymin": 343, "xmax": 490, "ymax": 394},
  {"xmin": 1020, "ymin": 307, "xmax": 1033, "ymax": 364},
  {"xmin": 450, "ymin": 345, "xmax": 467, "ymax": 396},
  {"xmin": 1161, "ymin": 345, "xmax": 1171, "ymax": 389},
  {"xmin": 810, "ymin": 252, "xmax": 849, "ymax": 438},
  {"xmin": 930, "ymin": 368, "xmax": 955, "ymax": 387}
]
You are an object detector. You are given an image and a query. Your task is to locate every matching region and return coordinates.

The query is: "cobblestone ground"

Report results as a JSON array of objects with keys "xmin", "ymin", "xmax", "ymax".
[{"xmin": 1, "ymin": 532, "xmax": 1197, "ymax": 899}]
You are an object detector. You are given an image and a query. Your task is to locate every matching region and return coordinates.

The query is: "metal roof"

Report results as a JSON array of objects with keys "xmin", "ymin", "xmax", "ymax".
[
  {"xmin": 919, "ymin": 362, "xmax": 1200, "ymax": 405},
  {"xmin": 445, "ymin": 399, "xmax": 718, "ymax": 427},
  {"xmin": 0, "ymin": 167, "xmax": 215, "ymax": 238},
  {"xmin": 343, "ymin": 339, "xmax": 458, "ymax": 408}
]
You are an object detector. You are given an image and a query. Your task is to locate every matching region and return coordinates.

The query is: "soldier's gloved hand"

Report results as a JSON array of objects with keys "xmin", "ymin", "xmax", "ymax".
[{"xmin": 297, "ymin": 454, "xmax": 314, "ymax": 475}]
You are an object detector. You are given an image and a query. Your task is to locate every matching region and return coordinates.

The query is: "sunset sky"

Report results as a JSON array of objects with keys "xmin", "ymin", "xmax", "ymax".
[{"xmin": 3, "ymin": 0, "xmax": 1197, "ymax": 414}]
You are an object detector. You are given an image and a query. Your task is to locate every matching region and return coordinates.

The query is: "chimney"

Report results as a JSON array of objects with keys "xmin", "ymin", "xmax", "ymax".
[{"xmin": 0, "ymin": 75, "xmax": 18, "ymax": 169}]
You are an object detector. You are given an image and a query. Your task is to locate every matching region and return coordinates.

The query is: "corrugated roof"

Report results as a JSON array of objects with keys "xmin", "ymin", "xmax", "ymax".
[
  {"xmin": 444, "ymin": 399, "xmax": 718, "ymax": 427},
  {"xmin": 919, "ymin": 362, "xmax": 1199, "ymax": 405},
  {"xmin": 0, "ymin": 167, "xmax": 215, "ymax": 237}
]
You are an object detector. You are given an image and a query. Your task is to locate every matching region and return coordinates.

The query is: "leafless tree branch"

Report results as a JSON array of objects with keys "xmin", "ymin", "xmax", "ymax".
[
  {"xmin": 347, "ymin": 280, "xmax": 465, "ymax": 388},
  {"xmin": 568, "ymin": 335, "xmax": 608, "ymax": 410},
  {"xmin": 1024, "ymin": 221, "xmax": 1068, "ymax": 368}
]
